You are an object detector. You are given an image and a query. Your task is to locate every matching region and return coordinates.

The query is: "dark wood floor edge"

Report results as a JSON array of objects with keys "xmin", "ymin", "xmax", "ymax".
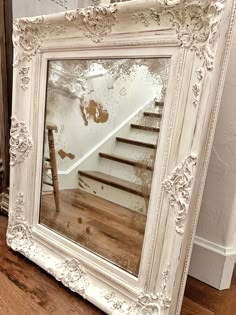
[
  {"xmin": 0, "ymin": 191, "xmax": 9, "ymax": 216},
  {"xmin": 99, "ymin": 152, "xmax": 153, "ymax": 170}
]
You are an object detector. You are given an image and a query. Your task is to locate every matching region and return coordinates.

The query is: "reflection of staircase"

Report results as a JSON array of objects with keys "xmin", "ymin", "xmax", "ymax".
[{"xmin": 78, "ymin": 101, "xmax": 164, "ymax": 214}]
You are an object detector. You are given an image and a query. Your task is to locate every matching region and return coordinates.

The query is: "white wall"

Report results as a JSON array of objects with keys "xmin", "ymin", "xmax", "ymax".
[
  {"xmin": 12, "ymin": 0, "xmax": 84, "ymax": 19},
  {"xmin": 189, "ymin": 27, "xmax": 236, "ymax": 290},
  {"xmin": 12, "ymin": 0, "xmax": 112, "ymax": 19}
]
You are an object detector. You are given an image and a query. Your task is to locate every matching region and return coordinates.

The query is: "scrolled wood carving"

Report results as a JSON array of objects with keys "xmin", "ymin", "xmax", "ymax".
[
  {"xmin": 167, "ymin": 0, "xmax": 225, "ymax": 70},
  {"xmin": 19, "ymin": 66, "xmax": 30, "ymax": 90},
  {"xmin": 7, "ymin": 193, "xmax": 47, "ymax": 261},
  {"xmin": 13, "ymin": 16, "xmax": 65, "ymax": 67},
  {"xmin": 133, "ymin": 0, "xmax": 225, "ymax": 70},
  {"xmin": 163, "ymin": 155, "xmax": 197, "ymax": 235},
  {"xmin": 7, "ymin": 193, "xmax": 32, "ymax": 256},
  {"xmin": 103, "ymin": 264, "xmax": 171, "ymax": 314},
  {"xmin": 48, "ymin": 259, "xmax": 90, "ymax": 299},
  {"xmin": 193, "ymin": 67, "xmax": 205, "ymax": 107},
  {"xmin": 10, "ymin": 117, "xmax": 33, "ymax": 166},
  {"xmin": 64, "ymin": 4, "xmax": 118, "ymax": 43}
]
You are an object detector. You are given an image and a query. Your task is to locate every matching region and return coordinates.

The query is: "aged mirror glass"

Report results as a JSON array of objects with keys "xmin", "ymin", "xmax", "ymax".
[{"xmin": 40, "ymin": 58, "xmax": 170, "ymax": 275}]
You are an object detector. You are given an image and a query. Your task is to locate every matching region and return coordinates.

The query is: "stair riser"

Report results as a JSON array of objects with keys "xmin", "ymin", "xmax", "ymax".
[
  {"xmin": 114, "ymin": 142, "xmax": 156, "ymax": 162},
  {"xmin": 129, "ymin": 129, "xmax": 159, "ymax": 144},
  {"xmin": 99, "ymin": 158, "xmax": 152, "ymax": 187},
  {"xmin": 78, "ymin": 175, "xmax": 149, "ymax": 214},
  {"xmin": 134, "ymin": 116, "xmax": 162, "ymax": 128}
]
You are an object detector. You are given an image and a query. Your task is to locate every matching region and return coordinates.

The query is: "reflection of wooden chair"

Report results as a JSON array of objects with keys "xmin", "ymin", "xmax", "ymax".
[{"xmin": 43, "ymin": 123, "xmax": 60, "ymax": 212}]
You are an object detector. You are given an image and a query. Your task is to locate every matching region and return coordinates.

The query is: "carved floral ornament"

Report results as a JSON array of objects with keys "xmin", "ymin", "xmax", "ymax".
[
  {"xmin": 163, "ymin": 155, "xmax": 197, "ymax": 235},
  {"xmin": 7, "ymin": 193, "xmax": 50, "ymax": 263},
  {"xmin": 9, "ymin": 117, "xmax": 33, "ymax": 166},
  {"xmin": 64, "ymin": 4, "xmax": 118, "ymax": 43},
  {"xmin": 132, "ymin": 0, "xmax": 225, "ymax": 71},
  {"xmin": 103, "ymin": 263, "xmax": 171, "ymax": 314},
  {"xmin": 48, "ymin": 259, "xmax": 90, "ymax": 299},
  {"xmin": 7, "ymin": 193, "xmax": 33, "ymax": 256},
  {"xmin": 13, "ymin": 16, "xmax": 65, "ymax": 67}
]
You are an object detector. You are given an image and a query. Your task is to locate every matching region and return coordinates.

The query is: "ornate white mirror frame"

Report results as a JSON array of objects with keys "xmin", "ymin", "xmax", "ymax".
[{"xmin": 7, "ymin": 1, "xmax": 236, "ymax": 314}]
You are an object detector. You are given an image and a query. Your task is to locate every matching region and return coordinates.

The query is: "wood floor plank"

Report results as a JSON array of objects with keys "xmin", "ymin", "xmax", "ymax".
[
  {"xmin": 230, "ymin": 265, "xmax": 236, "ymax": 286},
  {"xmin": 0, "ymin": 272, "xmax": 48, "ymax": 315},
  {"xmin": 214, "ymin": 282, "xmax": 236, "ymax": 315},
  {"xmin": 181, "ymin": 297, "xmax": 215, "ymax": 315},
  {"xmin": 184, "ymin": 276, "xmax": 223, "ymax": 313},
  {"xmin": 0, "ymin": 215, "xmax": 105, "ymax": 315}
]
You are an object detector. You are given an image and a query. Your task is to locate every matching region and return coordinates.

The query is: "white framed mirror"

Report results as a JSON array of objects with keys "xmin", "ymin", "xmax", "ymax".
[{"xmin": 7, "ymin": 1, "xmax": 236, "ymax": 314}]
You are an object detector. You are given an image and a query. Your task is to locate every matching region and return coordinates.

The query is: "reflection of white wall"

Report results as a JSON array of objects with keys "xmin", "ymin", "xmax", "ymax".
[
  {"xmin": 12, "ymin": 0, "xmax": 84, "ymax": 19},
  {"xmin": 46, "ymin": 61, "xmax": 163, "ymax": 173}
]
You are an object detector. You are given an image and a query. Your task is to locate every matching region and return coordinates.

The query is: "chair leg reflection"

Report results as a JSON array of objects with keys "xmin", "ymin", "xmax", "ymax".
[{"xmin": 43, "ymin": 123, "xmax": 60, "ymax": 212}]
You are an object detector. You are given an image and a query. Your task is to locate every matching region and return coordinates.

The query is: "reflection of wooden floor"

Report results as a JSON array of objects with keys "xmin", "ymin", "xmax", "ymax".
[{"xmin": 40, "ymin": 189, "xmax": 146, "ymax": 275}]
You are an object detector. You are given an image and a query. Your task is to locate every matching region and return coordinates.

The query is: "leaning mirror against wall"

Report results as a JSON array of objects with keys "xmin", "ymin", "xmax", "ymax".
[
  {"xmin": 7, "ymin": 1, "xmax": 236, "ymax": 314},
  {"xmin": 39, "ymin": 58, "xmax": 170, "ymax": 275}
]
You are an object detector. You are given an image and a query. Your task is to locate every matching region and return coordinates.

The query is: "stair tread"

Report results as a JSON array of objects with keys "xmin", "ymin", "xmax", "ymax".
[
  {"xmin": 143, "ymin": 112, "xmax": 162, "ymax": 118},
  {"xmin": 78, "ymin": 171, "xmax": 150, "ymax": 198},
  {"xmin": 116, "ymin": 137, "xmax": 157, "ymax": 149},
  {"xmin": 131, "ymin": 124, "xmax": 160, "ymax": 132},
  {"xmin": 155, "ymin": 101, "xmax": 164, "ymax": 106},
  {"xmin": 99, "ymin": 152, "xmax": 153, "ymax": 170}
]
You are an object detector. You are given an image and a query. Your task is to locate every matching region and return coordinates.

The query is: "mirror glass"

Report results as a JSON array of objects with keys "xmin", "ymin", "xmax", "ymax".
[{"xmin": 39, "ymin": 57, "xmax": 170, "ymax": 275}]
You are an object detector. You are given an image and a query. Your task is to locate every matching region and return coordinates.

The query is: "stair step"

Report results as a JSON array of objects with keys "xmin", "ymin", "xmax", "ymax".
[
  {"xmin": 131, "ymin": 124, "xmax": 160, "ymax": 132},
  {"xmin": 99, "ymin": 153, "xmax": 153, "ymax": 170},
  {"xmin": 78, "ymin": 171, "xmax": 150, "ymax": 198},
  {"xmin": 116, "ymin": 137, "xmax": 157, "ymax": 149},
  {"xmin": 143, "ymin": 112, "xmax": 162, "ymax": 118},
  {"xmin": 155, "ymin": 101, "xmax": 164, "ymax": 107}
]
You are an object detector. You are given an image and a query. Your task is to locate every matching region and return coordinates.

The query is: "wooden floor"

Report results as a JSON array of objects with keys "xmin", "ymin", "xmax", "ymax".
[
  {"xmin": 1, "ymin": 214, "xmax": 236, "ymax": 314},
  {"xmin": 40, "ymin": 189, "xmax": 146, "ymax": 275}
]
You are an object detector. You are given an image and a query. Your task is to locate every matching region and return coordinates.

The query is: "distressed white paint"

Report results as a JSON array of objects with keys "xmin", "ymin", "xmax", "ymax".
[
  {"xmin": 189, "ymin": 26, "xmax": 236, "ymax": 290},
  {"xmin": 7, "ymin": 1, "xmax": 236, "ymax": 314}
]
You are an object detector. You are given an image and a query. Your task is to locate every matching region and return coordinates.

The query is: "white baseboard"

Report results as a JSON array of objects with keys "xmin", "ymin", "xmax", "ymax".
[{"xmin": 189, "ymin": 236, "xmax": 236, "ymax": 290}]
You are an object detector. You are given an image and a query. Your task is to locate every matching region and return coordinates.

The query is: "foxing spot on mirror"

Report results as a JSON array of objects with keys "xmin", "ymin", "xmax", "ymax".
[{"xmin": 39, "ymin": 58, "xmax": 170, "ymax": 275}]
